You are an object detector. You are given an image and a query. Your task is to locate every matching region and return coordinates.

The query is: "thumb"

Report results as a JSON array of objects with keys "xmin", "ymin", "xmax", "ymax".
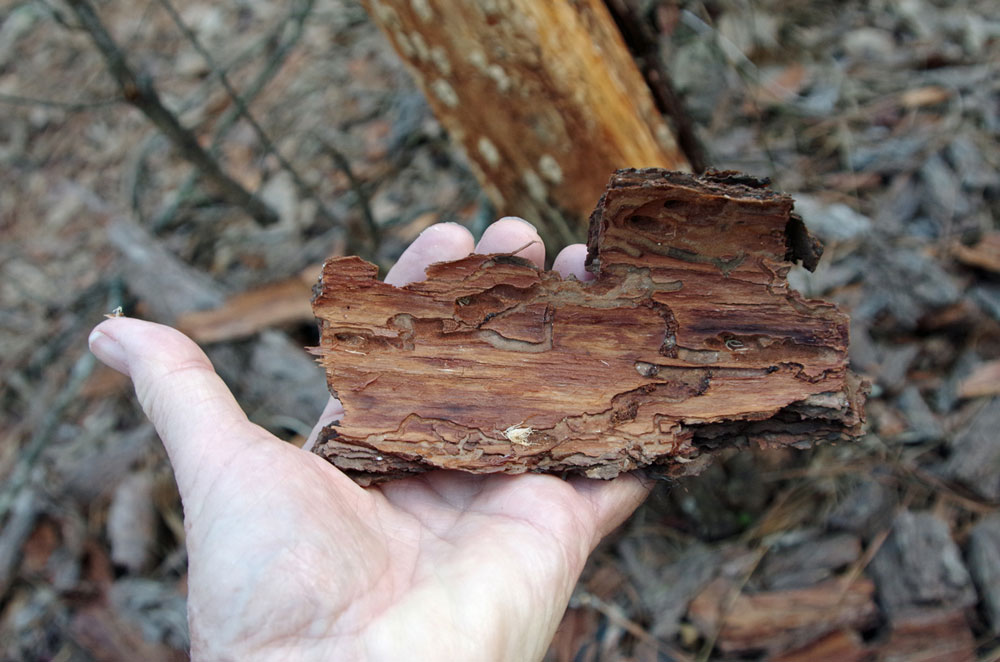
[
  {"xmin": 570, "ymin": 473, "xmax": 652, "ymax": 546},
  {"xmin": 89, "ymin": 318, "xmax": 272, "ymax": 503}
]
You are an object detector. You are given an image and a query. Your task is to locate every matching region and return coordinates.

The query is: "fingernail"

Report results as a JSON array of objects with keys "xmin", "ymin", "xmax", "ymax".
[
  {"xmin": 88, "ymin": 330, "xmax": 130, "ymax": 376},
  {"xmin": 418, "ymin": 221, "xmax": 462, "ymax": 237},
  {"xmin": 498, "ymin": 216, "xmax": 537, "ymax": 231}
]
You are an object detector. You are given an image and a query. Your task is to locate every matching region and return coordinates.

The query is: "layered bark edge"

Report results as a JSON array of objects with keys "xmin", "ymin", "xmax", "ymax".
[{"xmin": 312, "ymin": 169, "xmax": 867, "ymax": 485}]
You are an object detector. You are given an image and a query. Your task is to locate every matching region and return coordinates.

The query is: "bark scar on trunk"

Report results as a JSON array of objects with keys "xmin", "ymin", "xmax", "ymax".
[{"xmin": 311, "ymin": 169, "xmax": 868, "ymax": 485}]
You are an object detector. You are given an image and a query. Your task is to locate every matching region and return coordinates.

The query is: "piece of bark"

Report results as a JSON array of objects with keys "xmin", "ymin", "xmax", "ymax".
[
  {"xmin": 312, "ymin": 169, "xmax": 867, "ymax": 484},
  {"xmin": 545, "ymin": 607, "xmax": 600, "ymax": 662},
  {"xmin": 618, "ymin": 540, "xmax": 722, "ymax": 641},
  {"xmin": 868, "ymin": 510, "xmax": 977, "ymax": 619},
  {"xmin": 826, "ymin": 475, "xmax": 896, "ymax": 540},
  {"xmin": 941, "ymin": 398, "xmax": 1000, "ymax": 501},
  {"xmin": 362, "ymin": 0, "xmax": 688, "ymax": 244},
  {"xmin": 877, "ymin": 608, "xmax": 975, "ymax": 662},
  {"xmin": 687, "ymin": 576, "xmax": 877, "ymax": 656},
  {"xmin": 770, "ymin": 630, "xmax": 869, "ymax": 662},
  {"xmin": 756, "ymin": 531, "xmax": 861, "ymax": 591}
]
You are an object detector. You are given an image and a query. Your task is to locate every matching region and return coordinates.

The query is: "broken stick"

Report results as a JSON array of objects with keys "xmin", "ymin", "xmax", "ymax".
[{"xmin": 312, "ymin": 169, "xmax": 867, "ymax": 484}]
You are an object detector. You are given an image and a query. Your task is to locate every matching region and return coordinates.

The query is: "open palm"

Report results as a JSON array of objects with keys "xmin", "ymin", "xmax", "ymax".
[{"xmin": 89, "ymin": 219, "xmax": 649, "ymax": 661}]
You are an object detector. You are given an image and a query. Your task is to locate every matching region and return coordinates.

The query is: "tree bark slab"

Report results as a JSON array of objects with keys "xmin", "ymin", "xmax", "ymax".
[{"xmin": 312, "ymin": 169, "xmax": 867, "ymax": 484}]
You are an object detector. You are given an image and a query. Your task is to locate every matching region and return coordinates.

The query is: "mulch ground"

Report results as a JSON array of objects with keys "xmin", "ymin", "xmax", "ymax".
[{"xmin": 1, "ymin": 0, "xmax": 998, "ymax": 659}]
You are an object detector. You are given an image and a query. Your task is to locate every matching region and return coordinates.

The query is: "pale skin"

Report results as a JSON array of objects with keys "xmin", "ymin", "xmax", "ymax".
[{"xmin": 88, "ymin": 218, "xmax": 651, "ymax": 661}]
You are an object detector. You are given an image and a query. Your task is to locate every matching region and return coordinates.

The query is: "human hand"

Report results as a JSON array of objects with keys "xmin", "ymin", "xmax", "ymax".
[{"xmin": 88, "ymin": 218, "xmax": 651, "ymax": 661}]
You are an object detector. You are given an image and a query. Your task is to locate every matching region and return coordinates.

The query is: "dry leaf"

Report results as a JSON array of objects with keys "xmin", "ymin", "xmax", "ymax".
[{"xmin": 958, "ymin": 360, "xmax": 1000, "ymax": 399}]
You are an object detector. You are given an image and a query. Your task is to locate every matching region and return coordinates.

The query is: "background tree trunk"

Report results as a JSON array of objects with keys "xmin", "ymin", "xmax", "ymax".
[{"xmin": 363, "ymin": 0, "xmax": 690, "ymax": 247}]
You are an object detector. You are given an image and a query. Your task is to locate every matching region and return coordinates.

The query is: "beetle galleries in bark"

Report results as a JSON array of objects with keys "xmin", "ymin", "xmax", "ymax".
[{"xmin": 311, "ymin": 169, "xmax": 868, "ymax": 485}]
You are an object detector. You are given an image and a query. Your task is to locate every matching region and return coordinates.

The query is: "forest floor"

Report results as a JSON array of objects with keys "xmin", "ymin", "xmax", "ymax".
[{"xmin": 1, "ymin": 0, "xmax": 998, "ymax": 660}]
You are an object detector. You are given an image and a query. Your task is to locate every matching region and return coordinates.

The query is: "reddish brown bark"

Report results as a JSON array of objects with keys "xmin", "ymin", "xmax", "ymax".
[
  {"xmin": 311, "ymin": 169, "xmax": 867, "ymax": 484},
  {"xmin": 688, "ymin": 577, "xmax": 878, "ymax": 656}
]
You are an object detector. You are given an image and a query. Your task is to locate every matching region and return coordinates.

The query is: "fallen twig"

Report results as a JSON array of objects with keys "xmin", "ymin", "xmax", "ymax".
[
  {"xmin": 63, "ymin": 0, "xmax": 279, "ymax": 226},
  {"xmin": 0, "ymin": 487, "xmax": 42, "ymax": 602},
  {"xmin": 0, "ymin": 281, "xmax": 121, "ymax": 523},
  {"xmin": 317, "ymin": 136, "xmax": 380, "ymax": 259},
  {"xmin": 149, "ymin": 0, "xmax": 316, "ymax": 232},
  {"xmin": 0, "ymin": 349, "xmax": 96, "ymax": 522},
  {"xmin": 573, "ymin": 589, "xmax": 694, "ymax": 661},
  {"xmin": 153, "ymin": 0, "xmax": 339, "ymax": 233}
]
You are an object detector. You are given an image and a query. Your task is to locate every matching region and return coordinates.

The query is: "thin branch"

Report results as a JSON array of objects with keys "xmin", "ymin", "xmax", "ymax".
[
  {"xmin": 0, "ymin": 486, "xmax": 42, "ymax": 602},
  {"xmin": 63, "ymin": 0, "xmax": 279, "ymax": 226},
  {"xmin": 572, "ymin": 589, "xmax": 695, "ymax": 661},
  {"xmin": 317, "ymin": 136, "xmax": 380, "ymax": 255},
  {"xmin": 153, "ymin": 0, "xmax": 343, "ymax": 233},
  {"xmin": 0, "ymin": 348, "xmax": 96, "ymax": 523},
  {"xmin": 208, "ymin": 0, "xmax": 315, "ymax": 155},
  {"xmin": 149, "ymin": 0, "xmax": 314, "ymax": 231},
  {"xmin": 0, "ymin": 278, "xmax": 125, "ymax": 527}
]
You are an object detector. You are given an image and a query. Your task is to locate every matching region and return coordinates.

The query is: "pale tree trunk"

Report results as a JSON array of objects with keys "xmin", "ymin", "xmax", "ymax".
[{"xmin": 363, "ymin": 0, "xmax": 690, "ymax": 245}]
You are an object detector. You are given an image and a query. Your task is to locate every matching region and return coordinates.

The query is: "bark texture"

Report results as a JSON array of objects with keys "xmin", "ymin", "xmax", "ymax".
[
  {"xmin": 312, "ymin": 169, "xmax": 867, "ymax": 484},
  {"xmin": 362, "ymin": 0, "xmax": 689, "ymax": 243}
]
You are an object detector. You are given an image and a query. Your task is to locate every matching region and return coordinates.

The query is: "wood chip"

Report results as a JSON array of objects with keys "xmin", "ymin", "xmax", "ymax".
[
  {"xmin": 943, "ymin": 399, "xmax": 1000, "ymax": 501},
  {"xmin": 746, "ymin": 63, "xmax": 810, "ymax": 108},
  {"xmin": 107, "ymin": 471, "xmax": 156, "ymax": 574},
  {"xmin": 868, "ymin": 510, "xmax": 976, "ymax": 618},
  {"xmin": 770, "ymin": 629, "xmax": 869, "ymax": 662},
  {"xmin": 70, "ymin": 605, "xmax": 188, "ymax": 662},
  {"xmin": 952, "ymin": 232, "xmax": 1000, "ymax": 273},
  {"xmin": 899, "ymin": 86, "xmax": 953, "ymax": 109},
  {"xmin": 958, "ymin": 359, "xmax": 1000, "ymax": 399},
  {"xmin": 548, "ymin": 607, "xmax": 600, "ymax": 662},
  {"xmin": 177, "ymin": 268, "xmax": 319, "ymax": 343},
  {"xmin": 688, "ymin": 576, "xmax": 877, "ymax": 655},
  {"xmin": 312, "ymin": 169, "xmax": 868, "ymax": 483},
  {"xmin": 877, "ymin": 608, "xmax": 975, "ymax": 662},
  {"xmin": 757, "ymin": 532, "xmax": 861, "ymax": 590}
]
